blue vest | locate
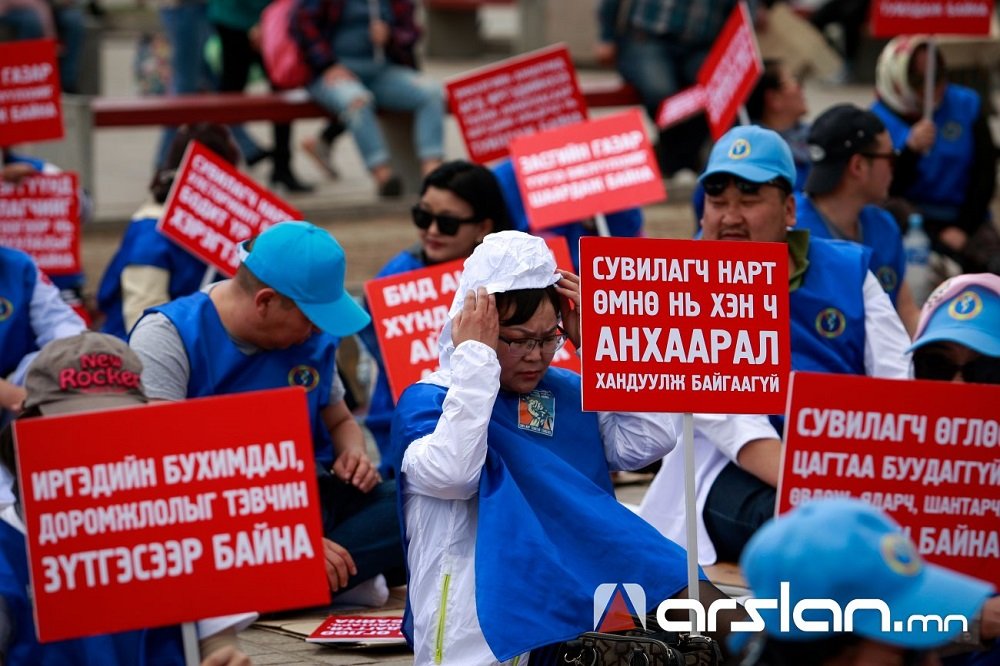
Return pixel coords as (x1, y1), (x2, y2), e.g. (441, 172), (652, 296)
(392, 367), (695, 660)
(791, 237), (870, 376)
(872, 85), (979, 219)
(98, 215), (220, 339)
(358, 246), (427, 476)
(0, 520), (184, 665)
(0, 248), (39, 378)
(149, 292), (339, 465)
(795, 194), (905, 304)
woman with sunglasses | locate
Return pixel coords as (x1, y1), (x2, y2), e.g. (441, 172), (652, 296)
(358, 160), (513, 476)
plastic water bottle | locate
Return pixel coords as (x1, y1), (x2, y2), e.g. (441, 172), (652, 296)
(904, 213), (933, 306)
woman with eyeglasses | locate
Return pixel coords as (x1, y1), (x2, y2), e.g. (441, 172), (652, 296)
(358, 160), (513, 476)
(871, 35), (1000, 276)
(390, 231), (737, 666)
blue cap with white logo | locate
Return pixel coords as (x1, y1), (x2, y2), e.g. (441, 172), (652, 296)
(699, 125), (796, 187)
(741, 498), (993, 648)
(241, 221), (371, 336)
(909, 273), (1000, 357)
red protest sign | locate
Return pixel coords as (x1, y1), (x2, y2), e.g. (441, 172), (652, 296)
(446, 44), (588, 164)
(778, 372), (1000, 588)
(365, 237), (579, 402)
(0, 173), (80, 275)
(159, 141), (303, 276)
(656, 85), (708, 130)
(307, 615), (405, 644)
(870, 0), (994, 37)
(510, 110), (665, 232)
(579, 237), (790, 414)
(696, 2), (763, 139)
(13, 388), (329, 642)
(0, 39), (63, 146)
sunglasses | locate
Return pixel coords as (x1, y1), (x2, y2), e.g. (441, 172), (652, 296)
(913, 352), (1000, 384)
(702, 174), (791, 197)
(411, 206), (480, 236)
(860, 150), (899, 168)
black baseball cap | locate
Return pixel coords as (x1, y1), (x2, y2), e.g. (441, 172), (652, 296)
(805, 104), (886, 195)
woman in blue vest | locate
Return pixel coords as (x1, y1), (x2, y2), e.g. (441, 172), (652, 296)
(358, 160), (512, 476)
(97, 123), (241, 339)
(871, 35), (1000, 275)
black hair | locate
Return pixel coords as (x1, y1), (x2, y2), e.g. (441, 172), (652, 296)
(745, 59), (784, 123)
(907, 42), (947, 91)
(495, 286), (561, 327)
(149, 123), (240, 203)
(420, 160), (513, 233)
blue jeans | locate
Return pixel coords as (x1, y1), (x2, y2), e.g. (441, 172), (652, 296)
(53, 6), (85, 93)
(308, 59), (444, 170)
(703, 461), (776, 563)
(0, 8), (46, 39)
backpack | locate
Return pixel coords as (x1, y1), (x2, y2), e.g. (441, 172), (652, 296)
(260, 0), (310, 89)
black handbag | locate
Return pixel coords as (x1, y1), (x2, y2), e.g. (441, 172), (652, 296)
(536, 629), (721, 666)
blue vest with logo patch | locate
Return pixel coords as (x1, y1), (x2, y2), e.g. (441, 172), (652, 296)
(98, 215), (221, 339)
(150, 292), (338, 465)
(0, 248), (39, 378)
(791, 237), (869, 376)
(872, 85), (978, 219)
(392, 366), (694, 660)
(0, 520), (185, 665)
(795, 194), (905, 304)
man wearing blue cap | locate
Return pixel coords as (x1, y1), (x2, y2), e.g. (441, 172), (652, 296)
(738, 498), (995, 665)
(130, 221), (404, 600)
(640, 125), (912, 566)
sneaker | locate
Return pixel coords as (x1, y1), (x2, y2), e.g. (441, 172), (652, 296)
(270, 170), (315, 194)
(301, 135), (339, 180)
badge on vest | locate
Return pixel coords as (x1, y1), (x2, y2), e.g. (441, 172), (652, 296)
(876, 266), (898, 294)
(815, 307), (846, 339)
(0, 297), (12, 322)
(941, 121), (962, 142)
(518, 389), (555, 436)
(288, 365), (320, 392)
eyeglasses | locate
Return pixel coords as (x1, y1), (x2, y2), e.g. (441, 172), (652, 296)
(702, 174), (791, 197)
(913, 352), (1000, 384)
(411, 206), (480, 236)
(860, 150), (899, 168)
(498, 332), (567, 357)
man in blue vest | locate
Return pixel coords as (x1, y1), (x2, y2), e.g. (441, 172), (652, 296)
(129, 221), (405, 600)
(640, 125), (912, 565)
(796, 104), (920, 334)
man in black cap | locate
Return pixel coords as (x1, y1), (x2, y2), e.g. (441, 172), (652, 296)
(795, 103), (920, 334)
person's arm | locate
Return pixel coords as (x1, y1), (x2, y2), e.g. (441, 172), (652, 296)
(10, 269), (86, 385)
(400, 288), (499, 500)
(862, 271), (912, 378)
(600, 411), (680, 472)
(121, 265), (171, 333)
(127, 313), (191, 400)
(955, 111), (998, 236)
(322, 398), (379, 493)
(895, 279), (919, 338)
(290, 0), (339, 78)
(696, 413), (782, 487)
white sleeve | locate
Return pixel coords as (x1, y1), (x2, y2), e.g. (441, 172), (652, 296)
(861, 271), (912, 379)
(400, 341), (499, 501)
(599, 411), (681, 472)
(128, 313), (191, 401)
(10, 271), (86, 384)
(694, 413), (781, 463)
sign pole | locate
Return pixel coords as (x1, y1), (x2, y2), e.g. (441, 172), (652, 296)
(923, 37), (937, 121)
(682, 411), (700, 636)
(737, 105), (750, 126)
(182, 622), (199, 666)
(594, 213), (611, 237)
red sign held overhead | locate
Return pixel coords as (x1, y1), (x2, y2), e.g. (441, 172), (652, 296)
(656, 85), (708, 130)
(0, 173), (80, 275)
(446, 44), (588, 164)
(778, 372), (1000, 588)
(869, 0), (994, 37)
(365, 237), (579, 402)
(696, 2), (763, 139)
(579, 237), (791, 414)
(0, 39), (63, 146)
(14, 388), (330, 643)
(510, 110), (665, 232)
(159, 141), (303, 276)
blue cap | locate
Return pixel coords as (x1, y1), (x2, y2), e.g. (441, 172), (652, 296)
(699, 125), (796, 186)
(741, 498), (993, 648)
(241, 221), (371, 336)
(909, 274), (1000, 356)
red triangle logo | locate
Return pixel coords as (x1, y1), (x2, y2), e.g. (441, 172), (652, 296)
(597, 589), (640, 633)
